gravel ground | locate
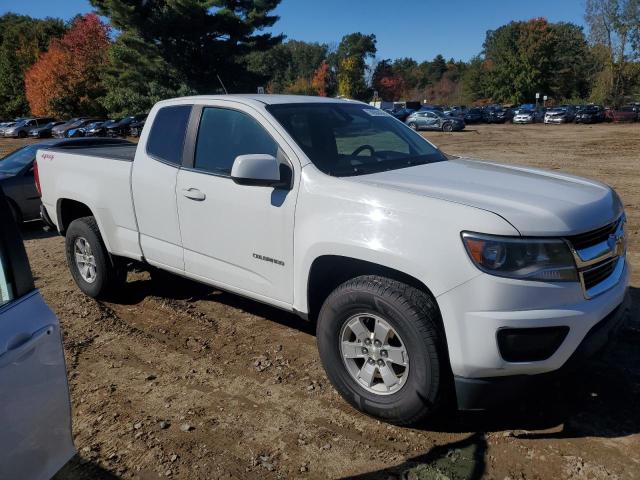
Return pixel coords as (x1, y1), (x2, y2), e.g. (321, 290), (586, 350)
(3, 122), (639, 479)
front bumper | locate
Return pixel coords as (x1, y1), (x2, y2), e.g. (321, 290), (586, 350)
(454, 292), (630, 409)
(545, 117), (567, 124)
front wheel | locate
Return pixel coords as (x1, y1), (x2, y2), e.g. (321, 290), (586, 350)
(317, 275), (450, 425)
(65, 216), (126, 299)
(407, 122), (418, 131)
(442, 122), (453, 132)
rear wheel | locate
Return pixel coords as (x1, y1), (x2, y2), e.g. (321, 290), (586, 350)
(65, 216), (126, 299)
(18, 131), (27, 138)
(442, 122), (453, 132)
(317, 275), (450, 425)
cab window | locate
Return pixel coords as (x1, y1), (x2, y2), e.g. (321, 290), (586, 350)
(147, 105), (192, 166)
(193, 107), (278, 176)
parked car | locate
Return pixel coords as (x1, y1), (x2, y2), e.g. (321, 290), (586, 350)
(574, 105), (605, 124)
(36, 95), (630, 424)
(67, 120), (108, 138)
(52, 117), (92, 138)
(443, 106), (467, 119)
(463, 107), (483, 123)
(106, 114), (148, 137)
(406, 109), (465, 131)
(385, 108), (414, 122)
(623, 103), (640, 120)
(0, 186), (76, 479)
(85, 119), (120, 136)
(544, 106), (576, 124)
(0, 122), (16, 136)
(1, 117), (56, 138)
(0, 138), (132, 223)
(605, 107), (637, 123)
(513, 110), (535, 124)
(129, 117), (147, 137)
(512, 108), (544, 123)
(28, 121), (66, 138)
(512, 103), (536, 115)
(482, 106), (513, 123)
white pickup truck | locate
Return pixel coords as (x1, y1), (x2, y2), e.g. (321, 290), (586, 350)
(37, 95), (630, 424)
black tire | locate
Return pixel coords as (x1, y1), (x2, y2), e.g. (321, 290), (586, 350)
(408, 122), (418, 131)
(442, 122), (453, 132)
(18, 131), (27, 138)
(65, 216), (126, 299)
(317, 275), (450, 425)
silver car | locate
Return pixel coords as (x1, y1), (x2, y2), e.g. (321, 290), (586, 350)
(2, 117), (56, 138)
(0, 186), (75, 479)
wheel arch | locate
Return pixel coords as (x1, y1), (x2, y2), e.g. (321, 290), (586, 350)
(306, 255), (443, 325)
(56, 198), (96, 236)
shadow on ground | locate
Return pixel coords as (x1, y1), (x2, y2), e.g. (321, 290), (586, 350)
(54, 455), (120, 480)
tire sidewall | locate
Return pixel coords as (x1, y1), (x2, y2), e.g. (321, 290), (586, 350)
(317, 284), (442, 423)
(65, 218), (111, 298)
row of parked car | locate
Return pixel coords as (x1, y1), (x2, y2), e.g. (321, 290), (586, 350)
(383, 102), (640, 132)
(0, 114), (148, 139)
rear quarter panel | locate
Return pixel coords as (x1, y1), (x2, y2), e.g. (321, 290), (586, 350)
(37, 150), (142, 260)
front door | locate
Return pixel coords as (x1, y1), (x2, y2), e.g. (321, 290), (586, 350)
(0, 188), (75, 479)
(176, 104), (298, 306)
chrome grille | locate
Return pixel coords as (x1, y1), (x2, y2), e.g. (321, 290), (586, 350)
(567, 216), (626, 298)
(567, 220), (619, 250)
(582, 258), (617, 290)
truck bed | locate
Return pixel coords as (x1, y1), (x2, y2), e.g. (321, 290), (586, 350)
(45, 144), (137, 162)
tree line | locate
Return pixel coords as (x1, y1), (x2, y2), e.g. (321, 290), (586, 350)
(0, 0), (639, 120)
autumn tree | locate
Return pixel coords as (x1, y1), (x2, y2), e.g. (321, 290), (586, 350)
(25, 14), (110, 117)
(332, 33), (377, 99)
(372, 60), (404, 101)
(311, 61), (330, 96)
(247, 40), (328, 93)
(0, 14), (65, 119)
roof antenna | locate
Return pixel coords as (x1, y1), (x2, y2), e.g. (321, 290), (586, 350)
(217, 74), (228, 95)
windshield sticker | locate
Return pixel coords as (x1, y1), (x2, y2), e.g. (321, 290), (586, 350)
(363, 109), (389, 117)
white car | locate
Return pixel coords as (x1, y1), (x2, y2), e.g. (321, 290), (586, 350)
(0, 188), (75, 478)
(513, 111), (536, 124)
(36, 95), (630, 424)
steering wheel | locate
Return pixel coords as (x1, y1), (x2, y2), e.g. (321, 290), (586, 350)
(351, 144), (376, 157)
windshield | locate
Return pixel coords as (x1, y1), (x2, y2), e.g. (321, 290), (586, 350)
(267, 103), (447, 177)
(0, 144), (38, 175)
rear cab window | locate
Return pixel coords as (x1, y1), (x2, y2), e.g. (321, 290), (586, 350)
(146, 105), (192, 165)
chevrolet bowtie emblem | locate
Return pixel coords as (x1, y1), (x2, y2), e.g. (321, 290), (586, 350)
(608, 230), (626, 257)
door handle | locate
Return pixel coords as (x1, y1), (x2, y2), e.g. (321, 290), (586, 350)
(182, 188), (206, 201)
(0, 325), (54, 368)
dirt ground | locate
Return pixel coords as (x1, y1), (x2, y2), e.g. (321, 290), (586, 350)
(4, 122), (639, 479)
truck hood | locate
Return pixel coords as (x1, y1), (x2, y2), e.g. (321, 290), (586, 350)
(349, 159), (622, 235)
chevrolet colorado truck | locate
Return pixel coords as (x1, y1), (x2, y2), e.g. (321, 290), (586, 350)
(36, 95), (630, 424)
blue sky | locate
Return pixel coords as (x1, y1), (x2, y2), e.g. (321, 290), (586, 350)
(0, 0), (587, 61)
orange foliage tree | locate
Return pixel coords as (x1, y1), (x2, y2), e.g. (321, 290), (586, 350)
(25, 14), (110, 117)
(311, 61), (329, 96)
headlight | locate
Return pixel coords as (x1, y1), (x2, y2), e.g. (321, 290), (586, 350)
(461, 232), (578, 282)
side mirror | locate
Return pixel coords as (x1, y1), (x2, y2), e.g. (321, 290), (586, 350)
(231, 154), (287, 188)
